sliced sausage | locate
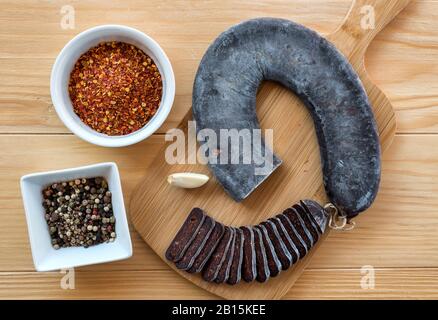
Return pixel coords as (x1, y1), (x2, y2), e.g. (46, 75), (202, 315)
(283, 207), (314, 248)
(227, 228), (244, 285)
(300, 200), (328, 234)
(240, 226), (257, 282)
(255, 225), (282, 277)
(268, 217), (299, 264)
(277, 214), (308, 259)
(214, 228), (236, 283)
(165, 208), (205, 262)
(176, 216), (216, 270)
(260, 220), (292, 270)
(293, 204), (320, 243)
(253, 227), (270, 283)
(187, 222), (225, 273)
(202, 227), (234, 282)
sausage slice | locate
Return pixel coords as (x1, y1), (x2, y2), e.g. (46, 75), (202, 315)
(202, 227), (234, 282)
(227, 228), (244, 285)
(165, 208), (205, 262)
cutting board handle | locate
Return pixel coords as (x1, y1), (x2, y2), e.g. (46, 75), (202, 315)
(328, 0), (411, 60)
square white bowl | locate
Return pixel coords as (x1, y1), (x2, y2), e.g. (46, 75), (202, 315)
(20, 162), (132, 271)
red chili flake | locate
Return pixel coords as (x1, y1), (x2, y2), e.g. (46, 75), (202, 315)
(68, 41), (163, 136)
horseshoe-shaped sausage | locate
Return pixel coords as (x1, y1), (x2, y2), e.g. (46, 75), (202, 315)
(193, 18), (381, 218)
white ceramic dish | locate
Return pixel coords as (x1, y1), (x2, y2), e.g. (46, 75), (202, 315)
(50, 25), (175, 147)
(20, 162), (132, 271)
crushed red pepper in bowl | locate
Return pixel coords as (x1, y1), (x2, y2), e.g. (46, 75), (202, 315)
(68, 41), (163, 136)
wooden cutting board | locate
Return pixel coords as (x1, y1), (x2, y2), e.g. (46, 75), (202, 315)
(130, 0), (411, 300)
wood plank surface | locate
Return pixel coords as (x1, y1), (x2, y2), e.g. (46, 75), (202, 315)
(2, 0), (438, 134)
(129, 0), (408, 299)
(1, 0), (438, 299)
(1, 135), (438, 298)
(1, 268), (437, 300)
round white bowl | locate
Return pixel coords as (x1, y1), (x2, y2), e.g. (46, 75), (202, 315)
(50, 25), (175, 147)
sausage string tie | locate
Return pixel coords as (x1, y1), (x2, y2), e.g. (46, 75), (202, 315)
(324, 203), (356, 231)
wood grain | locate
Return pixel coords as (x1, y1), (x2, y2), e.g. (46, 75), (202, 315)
(0, 135), (437, 273)
(129, 0), (409, 299)
(1, 0), (438, 299)
(1, 0), (350, 134)
(1, 268), (438, 300)
(3, 0), (438, 134)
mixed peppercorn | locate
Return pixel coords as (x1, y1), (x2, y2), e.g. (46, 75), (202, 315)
(68, 41), (163, 136)
(42, 177), (116, 249)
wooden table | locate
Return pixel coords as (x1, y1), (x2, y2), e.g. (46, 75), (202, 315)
(1, 0), (437, 299)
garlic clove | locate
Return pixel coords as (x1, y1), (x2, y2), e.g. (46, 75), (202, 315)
(167, 173), (209, 189)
